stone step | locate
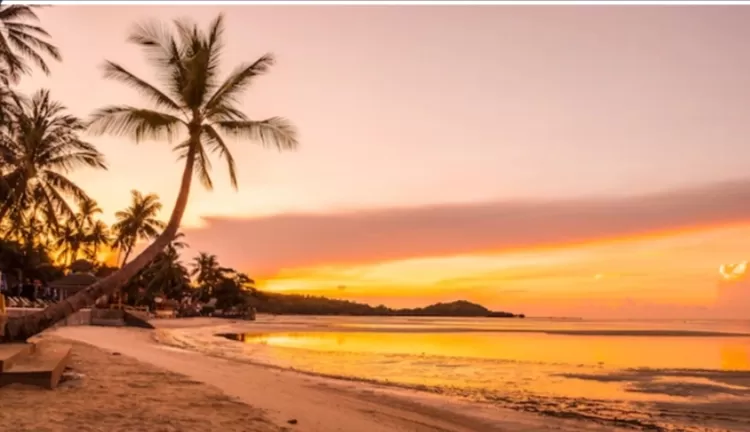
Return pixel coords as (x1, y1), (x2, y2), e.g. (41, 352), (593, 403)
(0, 342), (71, 389)
(0, 343), (36, 372)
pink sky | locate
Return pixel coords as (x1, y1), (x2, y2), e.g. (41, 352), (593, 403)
(16, 5), (750, 317)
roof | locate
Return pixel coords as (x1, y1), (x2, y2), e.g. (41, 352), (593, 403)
(49, 272), (99, 294)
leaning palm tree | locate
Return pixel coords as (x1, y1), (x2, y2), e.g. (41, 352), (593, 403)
(111, 190), (165, 266)
(0, 5), (61, 83)
(2, 14), (298, 341)
(0, 89), (107, 229)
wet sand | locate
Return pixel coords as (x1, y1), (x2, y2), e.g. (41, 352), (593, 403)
(47, 322), (630, 432)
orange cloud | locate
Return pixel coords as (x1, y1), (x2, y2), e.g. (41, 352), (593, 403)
(168, 180), (750, 316)
(182, 179), (750, 276)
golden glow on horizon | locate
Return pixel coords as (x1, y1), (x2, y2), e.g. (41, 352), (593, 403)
(258, 222), (750, 309)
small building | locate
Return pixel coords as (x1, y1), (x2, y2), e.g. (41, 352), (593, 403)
(49, 272), (99, 301)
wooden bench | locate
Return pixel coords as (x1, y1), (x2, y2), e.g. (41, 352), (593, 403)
(0, 343), (35, 372)
(0, 342), (72, 389)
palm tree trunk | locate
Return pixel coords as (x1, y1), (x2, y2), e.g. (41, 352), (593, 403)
(1, 145), (197, 342)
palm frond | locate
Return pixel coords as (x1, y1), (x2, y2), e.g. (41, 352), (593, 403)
(44, 146), (108, 172)
(0, 5), (40, 22)
(214, 117), (298, 151)
(0, 5), (60, 80)
(126, 20), (188, 104)
(203, 53), (274, 115)
(102, 61), (183, 113)
(0, 32), (25, 80)
(3, 21), (51, 38)
(126, 20), (177, 67)
(41, 170), (91, 204)
(202, 124), (237, 189)
(192, 142), (214, 190)
(88, 105), (185, 143)
(38, 182), (77, 224)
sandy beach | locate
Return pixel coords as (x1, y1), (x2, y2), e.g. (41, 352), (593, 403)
(0, 318), (634, 432)
(0, 335), (278, 432)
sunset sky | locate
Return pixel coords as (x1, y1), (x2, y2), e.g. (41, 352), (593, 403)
(15, 5), (750, 318)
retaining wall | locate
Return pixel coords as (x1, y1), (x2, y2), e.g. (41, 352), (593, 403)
(6, 308), (92, 328)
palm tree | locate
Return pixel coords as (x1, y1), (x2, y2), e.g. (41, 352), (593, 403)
(85, 220), (111, 263)
(190, 252), (221, 285)
(52, 218), (82, 266)
(169, 231), (188, 250)
(232, 270), (256, 290)
(73, 198), (104, 261)
(76, 198), (102, 230)
(2, 205), (54, 267)
(111, 190), (165, 266)
(149, 236), (191, 301)
(190, 251), (226, 300)
(0, 5), (61, 83)
(0, 89), (107, 229)
(122, 232), (190, 307)
(2, 14), (297, 341)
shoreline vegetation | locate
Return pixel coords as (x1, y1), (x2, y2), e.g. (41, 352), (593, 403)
(255, 295), (525, 318)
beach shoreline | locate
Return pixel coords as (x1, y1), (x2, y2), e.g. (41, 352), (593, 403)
(148, 317), (750, 432)
(28, 319), (631, 432)
(4, 317), (748, 431)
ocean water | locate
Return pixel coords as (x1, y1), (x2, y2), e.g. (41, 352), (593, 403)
(181, 316), (750, 431)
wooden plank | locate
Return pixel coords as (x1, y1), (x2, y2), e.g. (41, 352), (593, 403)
(0, 343), (71, 389)
(0, 343), (35, 372)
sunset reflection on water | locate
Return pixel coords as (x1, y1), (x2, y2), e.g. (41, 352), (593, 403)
(231, 330), (750, 370)
(212, 318), (750, 430)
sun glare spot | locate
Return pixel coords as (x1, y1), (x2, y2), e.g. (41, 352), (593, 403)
(719, 261), (748, 281)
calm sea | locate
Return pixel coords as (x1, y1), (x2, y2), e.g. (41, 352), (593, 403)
(182, 316), (750, 431)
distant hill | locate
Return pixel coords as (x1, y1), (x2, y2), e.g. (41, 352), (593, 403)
(253, 293), (524, 318)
